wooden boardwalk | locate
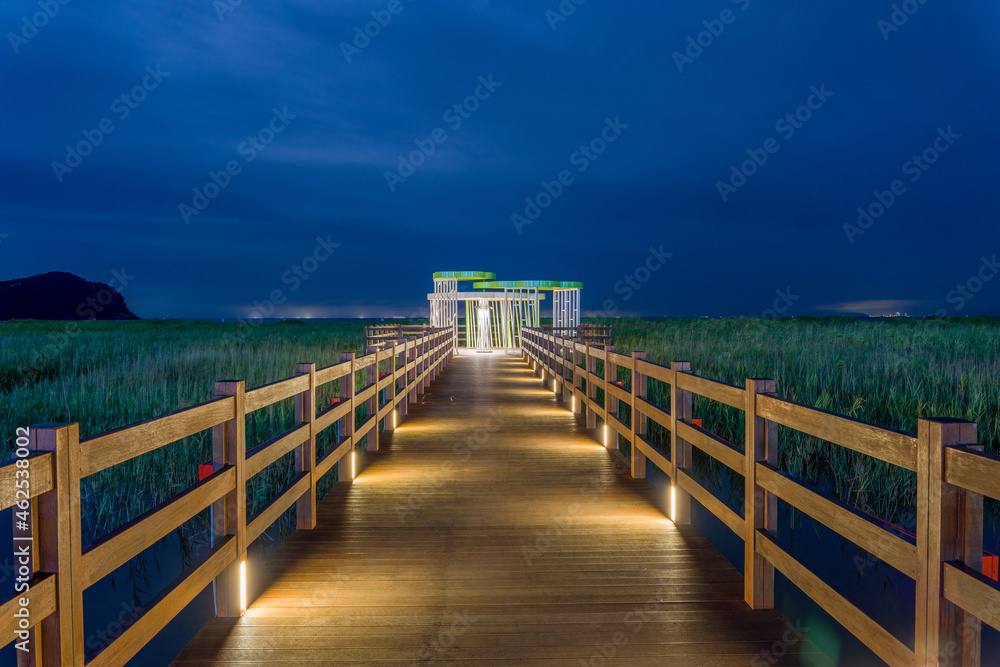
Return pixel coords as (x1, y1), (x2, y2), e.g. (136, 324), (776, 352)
(174, 353), (831, 666)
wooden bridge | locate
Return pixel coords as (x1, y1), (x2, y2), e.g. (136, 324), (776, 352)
(173, 351), (826, 665)
(4, 328), (1000, 666)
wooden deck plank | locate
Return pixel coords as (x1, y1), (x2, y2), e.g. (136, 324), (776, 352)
(174, 354), (830, 666)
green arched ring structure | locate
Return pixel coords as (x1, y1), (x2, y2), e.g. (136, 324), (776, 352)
(471, 280), (583, 290)
(432, 271), (496, 281)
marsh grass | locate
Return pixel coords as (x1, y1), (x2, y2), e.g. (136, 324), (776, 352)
(593, 316), (1000, 533)
(0, 319), (378, 548)
(4, 315), (999, 547)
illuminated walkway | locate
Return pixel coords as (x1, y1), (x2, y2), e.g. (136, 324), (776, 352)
(173, 354), (830, 665)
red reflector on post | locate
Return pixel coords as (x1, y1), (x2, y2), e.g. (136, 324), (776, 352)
(692, 418), (702, 428)
(985, 554), (999, 581)
(198, 463), (214, 481)
(331, 397), (341, 405)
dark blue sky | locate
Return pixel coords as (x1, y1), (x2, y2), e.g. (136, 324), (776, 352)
(2, 0), (999, 318)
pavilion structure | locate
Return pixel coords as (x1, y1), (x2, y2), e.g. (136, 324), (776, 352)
(428, 271), (582, 350)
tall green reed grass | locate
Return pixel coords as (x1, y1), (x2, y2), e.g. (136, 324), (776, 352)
(0, 319), (374, 546)
(593, 316), (1000, 532)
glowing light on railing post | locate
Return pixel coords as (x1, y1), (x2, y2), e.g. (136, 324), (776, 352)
(352, 451), (356, 479)
(670, 485), (676, 522)
(603, 424), (607, 447)
(393, 409), (397, 429)
(239, 559), (247, 615)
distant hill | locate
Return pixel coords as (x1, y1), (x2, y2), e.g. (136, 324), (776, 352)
(0, 272), (139, 320)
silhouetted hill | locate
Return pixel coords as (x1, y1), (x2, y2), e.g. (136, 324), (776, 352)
(0, 272), (139, 320)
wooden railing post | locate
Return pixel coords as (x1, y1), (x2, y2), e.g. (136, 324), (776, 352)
(365, 347), (379, 453)
(533, 332), (541, 377)
(212, 380), (246, 617)
(407, 342), (418, 406)
(30, 423), (83, 666)
(549, 336), (560, 396)
(572, 338), (583, 414)
(419, 335), (429, 395)
(294, 363), (317, 530)
(631, 352), (647, 479)
(395, 339), (408, 419)
(432, 332), (441, 381)
(916, 418), (981, 667)
(339, 353), (356, 483)
(604, 346), (617, 450)
(586, 342), (597, 430)
(384, 345), (397, 435)
(670, 362), (692, 524)
(744, 378), (777, 609)
(16, 484), (41, 667)
(561, 337), (572, 403)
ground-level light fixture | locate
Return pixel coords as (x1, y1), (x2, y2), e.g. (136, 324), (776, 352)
(239, 559), (247, 615)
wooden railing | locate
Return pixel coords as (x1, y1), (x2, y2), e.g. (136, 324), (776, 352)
(364, 323), (433, 349)
(1, 328), (454, 666)
(543, 323), (614, 346)
(521, 327), (999, 667)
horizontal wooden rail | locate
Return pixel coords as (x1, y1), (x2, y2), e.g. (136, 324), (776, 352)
(635, 358), (673, 384)
(634, 396), (670, 428)
(315, 360), (350, 386)
(606, 414), (630, 442)
(82, 467), (236, 588)
(247, 473), (310, 544)
(246, 424), (310, 479)
(633, 435), (670, 473)
(88, 537), (238, 667)
(676, 419), (743, 474)
(756, 530), (914, 667)
(0, 452), (54, 510)
(82, 397), (236, 476)
(0, 573), (56, 638)
(605, 381), (631, 403)
(676, 468), (743, 537)
(944, 445), (1000, 498)
(756, 462), (916, 579)
(316, 437), (353, 479)
(315, 400), (352, 433)
(676, 372), (745, 410)
(10, 327), (455, 666)
(606, 350), (632, 367)
(756, 394), (917, 471)
(943, 562), (1000, 630)
(520, 327), (996, 667)
(244, 374), (309, 413)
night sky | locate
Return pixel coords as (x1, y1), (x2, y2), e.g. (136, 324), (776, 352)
(2, 0), (999, 319)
